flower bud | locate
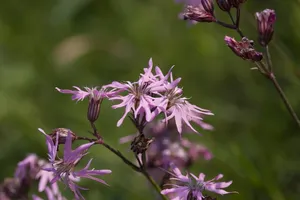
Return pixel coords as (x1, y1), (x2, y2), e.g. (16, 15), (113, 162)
(182, 0), (216, 23)
(225, 36), (263, 62)
(255, 9), (276, 47)
(229, 0), (247, 8)
(131, 134), (154, 155)
(87, 98), (102, 123)
(50, 128), (76, 144)
(216, 0), (232, 12)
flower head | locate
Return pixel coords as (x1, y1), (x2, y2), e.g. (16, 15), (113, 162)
(13, 154), (65, 199)
(56, 86), (108, 102)
(216, 0), (232, 12)
(255, 9), (276, 47)
(181, 1), (216, 23)
(161, 164), (237, 199)
(14, 154), (39, 180)
(229, 0), (247, 8)
(104, 58), (179, 127)
(106, 58), (213, 136)
(39, 128), (111, 199)
(225, 36), (263, 62)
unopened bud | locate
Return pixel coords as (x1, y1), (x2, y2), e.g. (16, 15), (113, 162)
(216, 0), (232, 12)
(87, 98), (102, 123)
(50, 128), (76, 144)
(229, 0), (247, 8)
(255, 9), (276, 47)
(131, 134), (154, 155)
(225, 36), (263, 62)
(182, 0), (216, 23)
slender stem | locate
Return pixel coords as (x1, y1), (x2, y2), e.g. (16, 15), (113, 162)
(142, 170), (169, 200)
(135, 154), (143, 168)
(265, 45), (273, 72)
(260, 47), (300, 127)
(227, 11), (235, 25)
(76, 136), (141, 172)
(141, 152), (147, 170)
(268, 74), (300, 127)
(215, 20), (236, 29)
(102, 142), (141, 172)
(90, 122), (101, 139)
(236, 7), (241, 28)
(87, 122), (166, 199)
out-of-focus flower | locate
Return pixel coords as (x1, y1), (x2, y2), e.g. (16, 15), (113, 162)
(40, 129), (111, 200)
(15, 154), (39, 180)
(161, 164), (237, 199)
(229, 0), (247, 8)
(225, 36), (263, 62)
(181, 1), (216, 23)
(255, 9), (276, 47)
(11, 154), (65, 199)
(33, 186), (66, 200)
(120, 120), (213, 184)
(216, 0), (232, 12)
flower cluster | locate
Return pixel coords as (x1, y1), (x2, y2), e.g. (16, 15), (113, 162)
(104, 58), (213, 135)
(0, 153), (65, 200)
(57, 58), (213, 136)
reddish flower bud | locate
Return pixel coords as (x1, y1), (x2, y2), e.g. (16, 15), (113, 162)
(255, 9), (276, 47)
(50, 128), (76, 144)
(225, 36), (263, 62)
(216, 0), (232, 12)
(229, 0), (247, 8)
(182, 0), (216, 23)
(87, 98), (102, 123)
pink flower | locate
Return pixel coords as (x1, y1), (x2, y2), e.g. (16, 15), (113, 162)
(224, 36), (263, 61)
(161, 164), (237, 199)
(56, 86), (109, 102)
(255, 9), (276, 46)
(104, 58), (179, 127)
(39, 129), (111, 200)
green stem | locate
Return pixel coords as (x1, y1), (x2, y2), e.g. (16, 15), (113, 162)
(142, 170), (169, 200)
(265, 45), (273, 72)
(101, 142), (141, 172)
(261, 47), (300, 127)
(268, 73), (300, 128)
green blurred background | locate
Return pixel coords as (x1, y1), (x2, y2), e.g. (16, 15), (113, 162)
(1, 0), (300, 199)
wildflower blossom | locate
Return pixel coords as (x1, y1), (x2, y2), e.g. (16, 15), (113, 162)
(228, 0), (247, 8)
(181, 1), (216, 23)
(161, 164), (236, 199)
(32, 186), (66, 200)
(13, 154), (65, 199)
(106, 58), (213, 135)
(216, 0), (232, 12)
(255, 9), (276, 47)
(39, 128), (111, 199)
(225, 36), (263, 61)
(56, 86), (108, 102)
(104, 58), (179, 127)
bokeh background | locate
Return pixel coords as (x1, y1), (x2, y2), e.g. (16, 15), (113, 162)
(1, 0), (300, 199)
